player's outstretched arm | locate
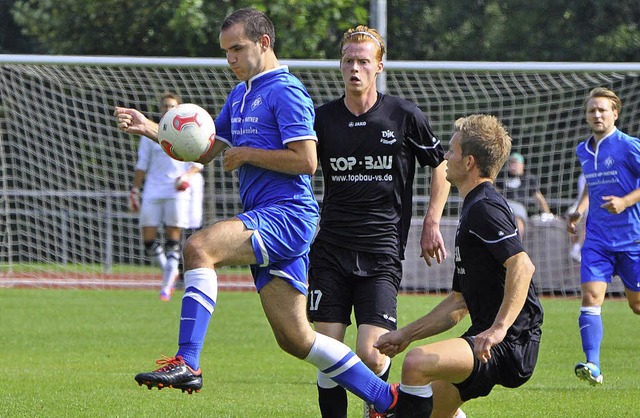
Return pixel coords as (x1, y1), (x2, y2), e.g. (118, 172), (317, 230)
(114, 107), (159, 141)
(375, 292), (467, 357)
(197, 140), (229, 165)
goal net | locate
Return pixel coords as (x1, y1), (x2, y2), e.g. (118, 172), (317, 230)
(2, 56), (639, 296)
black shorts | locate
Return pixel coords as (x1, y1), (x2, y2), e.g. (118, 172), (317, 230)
(454, 330), (541, 401)
(307, 238), (402, 331)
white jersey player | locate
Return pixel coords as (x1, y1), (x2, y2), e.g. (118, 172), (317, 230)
(129, 93), (204, 301)
(186, 169), (204, 231)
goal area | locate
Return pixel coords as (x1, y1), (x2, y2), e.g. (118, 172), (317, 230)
(2, 55), (640, 296)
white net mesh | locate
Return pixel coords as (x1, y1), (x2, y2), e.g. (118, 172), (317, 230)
(2, 57), (639, 296)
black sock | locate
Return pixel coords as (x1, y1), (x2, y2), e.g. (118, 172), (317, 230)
(317, 385), (348, 418)
(397, 390), (433, 418)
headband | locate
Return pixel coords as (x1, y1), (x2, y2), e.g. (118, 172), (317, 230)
(349, 31), (382, 48)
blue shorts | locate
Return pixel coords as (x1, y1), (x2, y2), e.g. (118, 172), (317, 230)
(237, 201), (318, 295)
(581, 245), (640, 291)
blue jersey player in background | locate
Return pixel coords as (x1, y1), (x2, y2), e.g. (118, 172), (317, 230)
(114, 7), (398, 413)
(566, 87), (640, 386)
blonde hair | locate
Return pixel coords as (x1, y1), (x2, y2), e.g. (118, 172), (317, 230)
(585, 87), (622, 113)
(453, 114), (512, 179)
(340, 25), (386, 61)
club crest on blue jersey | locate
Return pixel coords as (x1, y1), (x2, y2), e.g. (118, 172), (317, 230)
(604, 155), (614, 168)
(250, 95), (263, 111)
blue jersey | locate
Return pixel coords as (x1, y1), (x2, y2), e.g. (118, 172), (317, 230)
(215, 66), (318, 212)
(576, 128), (640, 251)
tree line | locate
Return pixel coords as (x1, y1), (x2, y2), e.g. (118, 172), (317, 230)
(2, 0), (640, 61)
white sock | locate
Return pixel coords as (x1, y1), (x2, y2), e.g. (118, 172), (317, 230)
(378, 356), (391, 377)
(317, 371), (339, 389)
(399, 383), (433, 398)
(155, 252), (167, 269)
(161, 257), (180, 289)
(183, 268), (218, 309)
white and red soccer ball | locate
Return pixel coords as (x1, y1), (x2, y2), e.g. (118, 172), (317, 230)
(158, 103), (215, 162)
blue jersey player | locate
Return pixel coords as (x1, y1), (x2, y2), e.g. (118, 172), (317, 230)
(566, 87), (640, 386)
(114, 7), (398, 413)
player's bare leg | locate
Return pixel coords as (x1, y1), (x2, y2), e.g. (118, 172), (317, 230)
(431, 380), (464, 418)
(135, 217), (256, 393)
(356, 324), (393, 417)
(259, 277), (317, 358)
(261, 278), (397, 413)
(183, 217), (257, 269)
(625, 288), (640, 315)
(398, 338), (473, 417)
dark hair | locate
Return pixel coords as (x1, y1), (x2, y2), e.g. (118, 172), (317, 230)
(160, 92), (182, 104)
(221, 8), (276, 49)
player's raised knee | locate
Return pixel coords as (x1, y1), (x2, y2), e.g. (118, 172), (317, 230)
(182, 234), (214, 268)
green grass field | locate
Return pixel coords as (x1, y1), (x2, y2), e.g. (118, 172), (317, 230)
(2, 289), (637, 417)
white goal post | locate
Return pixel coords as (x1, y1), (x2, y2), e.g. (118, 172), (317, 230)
(2, 55), (640, 295)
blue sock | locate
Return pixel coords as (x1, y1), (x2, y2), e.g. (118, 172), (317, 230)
(176, 268), (218, 370)
(579, 306), (602, 367)
(305, 333), (394, 412)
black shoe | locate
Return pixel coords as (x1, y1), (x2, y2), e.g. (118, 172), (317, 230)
(135, 355), (203, 394)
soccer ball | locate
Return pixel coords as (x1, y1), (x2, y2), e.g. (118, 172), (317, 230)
(158, 103), (216, 162)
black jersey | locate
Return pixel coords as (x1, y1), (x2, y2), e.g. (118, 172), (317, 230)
(314, 93), (445, 257)
(453, 182), (543, 342)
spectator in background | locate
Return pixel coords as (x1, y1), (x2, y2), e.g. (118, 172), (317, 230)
(129, 92), (204, 301)
(494, 152), (553, 238)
